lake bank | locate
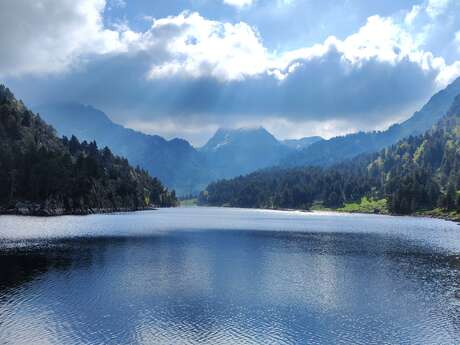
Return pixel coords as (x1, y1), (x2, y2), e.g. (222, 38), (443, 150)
(0, 202), (161, 217)
(213, 196), (460, 223)
(200, 203), (460, 224)
(310, 205), (460, 223)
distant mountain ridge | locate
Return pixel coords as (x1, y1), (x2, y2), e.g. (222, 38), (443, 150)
(284, 77), (460, 167)
(283, 136), (323, 150)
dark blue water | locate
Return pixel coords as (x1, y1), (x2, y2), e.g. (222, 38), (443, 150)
(0, 207), (460, 344)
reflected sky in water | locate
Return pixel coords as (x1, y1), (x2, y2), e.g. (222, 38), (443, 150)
(0, 208), (460, 344)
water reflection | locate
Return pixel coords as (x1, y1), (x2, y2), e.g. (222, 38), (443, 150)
(0, 210), (459, 344)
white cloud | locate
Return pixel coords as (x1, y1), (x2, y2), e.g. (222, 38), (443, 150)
(436, 61), (460, 86)
(404, 5), (422, 26)
(139, 12), (460, 87)
(2, 1), (459, 86)
(426, 0), (450, 18)
(328, 16), (416, 64)
(223, 0), (254, 9)
(145, 12), (268, 81)
(0, 0), (137, 77)
(263, 14), (456, 86)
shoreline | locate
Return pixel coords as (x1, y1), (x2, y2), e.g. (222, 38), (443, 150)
(0, 205), (160, 217)
(2, 202), (459, 224)
(201, 204), (460, 223)
(292, 207), (460, 223)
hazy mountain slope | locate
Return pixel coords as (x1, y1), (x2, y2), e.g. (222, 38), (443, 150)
(199, 127), (294, 179)
(282, 136), (323, 150)
(0, 86), (177, 215)
(285, 77), (460, 167)
(35, 103), (210, 196)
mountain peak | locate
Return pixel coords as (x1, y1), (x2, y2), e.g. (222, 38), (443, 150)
(215, 126), (269, 135)
(0, 85), (14, 102)
(201, 126), (278, 152)
(0, 84), (25, 112)
(35, 102), (114, 127)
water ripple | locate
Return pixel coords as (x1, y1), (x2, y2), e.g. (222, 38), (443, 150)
(0, 208), (459, 344)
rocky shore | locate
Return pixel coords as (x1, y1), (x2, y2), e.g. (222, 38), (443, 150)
(0, 201), (157, 217)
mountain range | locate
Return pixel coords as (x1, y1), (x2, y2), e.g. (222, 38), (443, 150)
(34, 77), (460, 196)
(34, 104), (321, 195)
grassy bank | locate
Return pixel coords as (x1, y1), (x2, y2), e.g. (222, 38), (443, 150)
(415, 208), (460, 222)
(180, 198), (198, 207)
(311, 197), (388, 214)
(337, 197), (389, 214)
(310, 197), (459, 222)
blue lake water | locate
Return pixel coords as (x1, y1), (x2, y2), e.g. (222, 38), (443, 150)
(0, 207), (460, 344)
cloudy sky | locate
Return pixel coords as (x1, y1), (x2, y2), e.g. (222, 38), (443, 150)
(1, 0), (460, 145)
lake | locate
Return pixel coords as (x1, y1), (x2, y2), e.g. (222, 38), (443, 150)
(0, 207), (460, 344)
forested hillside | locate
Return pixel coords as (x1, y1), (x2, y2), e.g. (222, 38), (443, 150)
(199, 95), (460, 218)
(0, 86), (177, 215)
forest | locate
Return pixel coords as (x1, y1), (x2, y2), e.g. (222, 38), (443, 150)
(199, 95), (460, 218)
(0, 85), (177, 215)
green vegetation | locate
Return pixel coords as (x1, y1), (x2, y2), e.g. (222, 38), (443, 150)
(288, 198), (388, 215)
(199, 95), (460, 221)
(0, 85), (178, 215)
(337, 197), (388, 214)
(309, 202), (333, 211)
(180, 198), (198, 206)
(416, 208), (460, 221)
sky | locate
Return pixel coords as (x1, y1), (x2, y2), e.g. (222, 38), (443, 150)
(1, 0), (460, 146)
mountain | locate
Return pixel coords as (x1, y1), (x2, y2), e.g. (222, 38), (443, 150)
(199, 127), (293, 179)
(34, 103), (210, 196)
(282, 136), (323, 150)
(284, 77), (460, 167)
(199, 94), (460, 218)
(0, 85), (177, 215)
(35, 103), (323, 195)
